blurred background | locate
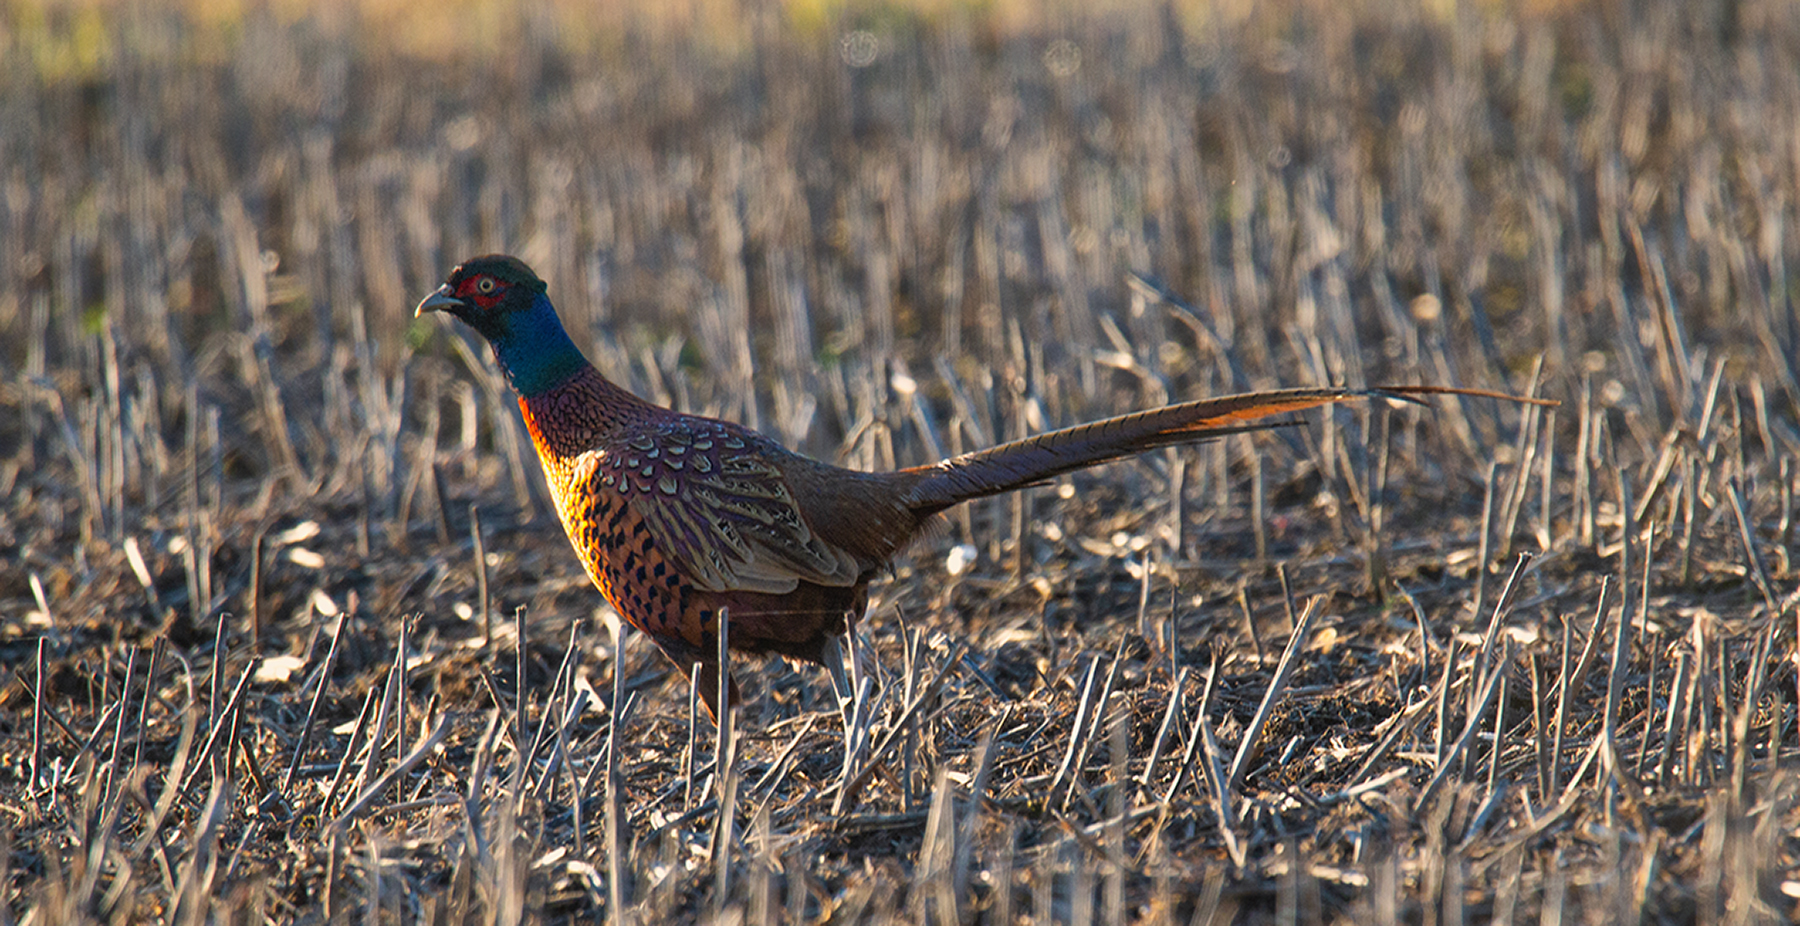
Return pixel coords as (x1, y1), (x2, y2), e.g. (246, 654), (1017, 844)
(16, 0), (1788, 499)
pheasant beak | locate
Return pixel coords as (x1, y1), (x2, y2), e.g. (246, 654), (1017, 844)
(415, 285), (467, 317)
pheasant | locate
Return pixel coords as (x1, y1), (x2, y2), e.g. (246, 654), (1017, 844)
(419, 254), (1544, 716)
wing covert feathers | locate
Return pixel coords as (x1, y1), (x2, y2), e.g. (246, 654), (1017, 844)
(624, 439), (865, 594)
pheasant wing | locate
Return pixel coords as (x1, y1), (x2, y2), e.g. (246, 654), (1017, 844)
(618, 427), (863, 595)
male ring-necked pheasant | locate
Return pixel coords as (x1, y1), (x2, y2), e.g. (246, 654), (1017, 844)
(420, 254), (1542, 715)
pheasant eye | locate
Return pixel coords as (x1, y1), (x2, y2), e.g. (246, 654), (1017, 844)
(477, 277), (497, 295)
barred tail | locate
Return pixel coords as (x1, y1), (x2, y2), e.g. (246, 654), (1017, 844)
(897, 385), (1547, 514)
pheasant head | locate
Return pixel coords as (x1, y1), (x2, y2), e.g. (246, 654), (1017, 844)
(417, 255), (587, 397)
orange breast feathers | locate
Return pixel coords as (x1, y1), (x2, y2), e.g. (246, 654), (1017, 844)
(553, 453), (711, 646)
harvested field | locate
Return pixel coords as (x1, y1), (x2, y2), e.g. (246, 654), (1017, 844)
(3, 0), (1800, 921)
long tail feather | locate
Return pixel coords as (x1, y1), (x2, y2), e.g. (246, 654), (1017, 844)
(898, 385), (1552, 514)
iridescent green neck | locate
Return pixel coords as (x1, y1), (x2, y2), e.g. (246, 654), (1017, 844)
(491, 293), (589, 397)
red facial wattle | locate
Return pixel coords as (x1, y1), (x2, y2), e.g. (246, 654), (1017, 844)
(456, 275), (505, 310)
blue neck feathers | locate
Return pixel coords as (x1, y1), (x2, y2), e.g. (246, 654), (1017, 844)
(490, 292), (589, 397)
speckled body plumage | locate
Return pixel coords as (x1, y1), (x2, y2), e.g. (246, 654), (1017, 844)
(419, 255), (1542, 714)
(517, 371), (903, 672)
